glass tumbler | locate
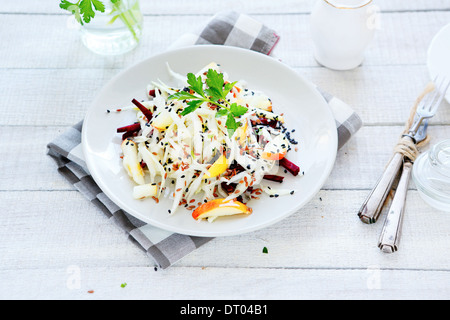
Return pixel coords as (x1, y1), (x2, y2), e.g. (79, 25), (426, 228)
(412, 140), (450, 212)
(79, 0), (143, 56)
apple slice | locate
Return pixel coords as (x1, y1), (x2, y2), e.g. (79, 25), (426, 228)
(121, 139), (145, 185)
(151, 110), (173, 131)
(133, 184), (158, 200)
(261, 134), (289, 161)
(192, 198), (252, 221)
(196, 62), (222, 79)
(261, 150), (287, 161)
(238, 91), (273, 112)
(235, 121), (248, 144)
(203, 154), (228, 179)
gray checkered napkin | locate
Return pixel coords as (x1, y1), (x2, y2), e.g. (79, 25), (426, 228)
(47, 11), (362, 269)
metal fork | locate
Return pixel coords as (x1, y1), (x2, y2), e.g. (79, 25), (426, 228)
(378, 75), (450, 253)
(358, 76), (450, 224)
(404, 75), (450, 142)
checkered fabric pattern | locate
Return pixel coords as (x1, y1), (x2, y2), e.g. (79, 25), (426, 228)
(47, 11), (362, 269)
(169, 11), (280, 55)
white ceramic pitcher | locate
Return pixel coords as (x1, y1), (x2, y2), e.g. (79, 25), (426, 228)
(310, 0), (379, 70)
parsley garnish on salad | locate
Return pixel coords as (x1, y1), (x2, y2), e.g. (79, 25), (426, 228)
(168, 69), (248, 137)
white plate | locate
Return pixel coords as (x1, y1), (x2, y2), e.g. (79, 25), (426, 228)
(82, 45), (338, 237)
(427, 23), (450, 103)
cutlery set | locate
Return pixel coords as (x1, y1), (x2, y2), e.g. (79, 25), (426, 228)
(358, 75), (450, 253)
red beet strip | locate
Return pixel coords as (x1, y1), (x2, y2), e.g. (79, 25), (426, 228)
(221, 182), (237, 194)
(263, 175), (284, 183)
(122, 130), (137, 140)
(116, 122), (141, 133)
(132, 99), (153, 121)
(279, 158), (300, 176)
(251, 118), (278, 128)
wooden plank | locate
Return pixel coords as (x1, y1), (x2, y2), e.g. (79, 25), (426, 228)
(1, 66), (450, 127)
(1, 190), (449, 272)
(1, 1), (449, 300)
(0, 12), (449, 69)
(0, 126), (75, 191)
(2, 125), (450, 192)
(1, 266), (449, 299)
(2, 0), (450, 15)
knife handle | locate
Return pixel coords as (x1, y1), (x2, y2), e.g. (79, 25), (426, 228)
(358, 152), (403, 224)
(378, 161), (413, 253)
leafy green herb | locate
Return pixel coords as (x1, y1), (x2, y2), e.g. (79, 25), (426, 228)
(230, 103), (248, 117)
(59, 0), (105, 25)
(181, 100), (204, 116)
(59, 0), (141, 42)
(121, 282), (127, 288)
(168, 69), (247, 137)
(187, 73), (205, 97)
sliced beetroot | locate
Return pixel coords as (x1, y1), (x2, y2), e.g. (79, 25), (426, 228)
(251, 118), (278, 128)
(132, 99), (153, 121)
(122, 130), (137, 140)
(263, 175), (284, 183)
(116, 122), (141, 133)
(279, 157), (300, 176)
(221, 182), (237, 194)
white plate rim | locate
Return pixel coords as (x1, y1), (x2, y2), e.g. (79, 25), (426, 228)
(81, 45), (338, 237)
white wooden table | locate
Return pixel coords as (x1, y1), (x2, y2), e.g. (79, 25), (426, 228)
(1, 0), (450, 300)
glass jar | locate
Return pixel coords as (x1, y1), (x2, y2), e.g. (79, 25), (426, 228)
(310, 0), (379, 70)
(80, 0), (143, 55)
(412, 140), (450, 212)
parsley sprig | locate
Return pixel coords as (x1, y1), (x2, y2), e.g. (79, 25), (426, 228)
(59, 0), (110, 25)
(168, 69), (248, 137)
(59, 0), (140, 41)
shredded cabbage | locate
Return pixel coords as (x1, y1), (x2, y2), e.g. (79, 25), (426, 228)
(117, 62), (299, 217)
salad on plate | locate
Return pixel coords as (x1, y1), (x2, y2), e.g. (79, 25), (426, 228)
(111, 62), (301, 222)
